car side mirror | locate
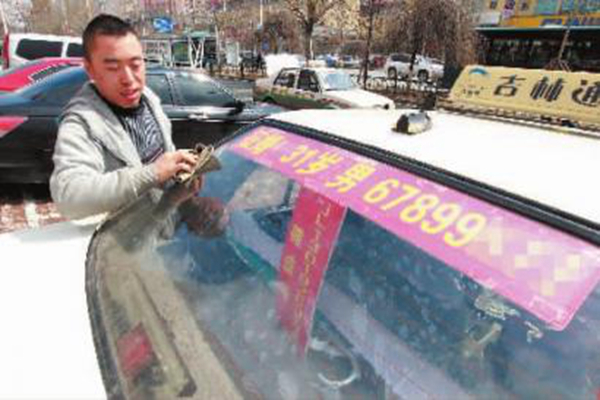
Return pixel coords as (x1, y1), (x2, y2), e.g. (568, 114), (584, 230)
(234, 99), (245, 113)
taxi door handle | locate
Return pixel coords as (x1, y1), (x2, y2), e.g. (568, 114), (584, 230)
(188, 112), (208, 121)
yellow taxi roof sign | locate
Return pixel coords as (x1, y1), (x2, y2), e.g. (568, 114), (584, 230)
(449, 66), (600, 127)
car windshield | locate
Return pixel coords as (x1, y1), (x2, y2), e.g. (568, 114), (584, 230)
(319, 70), (356, 91)
(181, 72), (238, 107)
(88, 123), (600, 399)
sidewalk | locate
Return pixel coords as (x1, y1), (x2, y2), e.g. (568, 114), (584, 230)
(0, 185), (65, 234)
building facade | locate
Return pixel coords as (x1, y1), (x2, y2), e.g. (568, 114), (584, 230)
(478, 0), (600, 27)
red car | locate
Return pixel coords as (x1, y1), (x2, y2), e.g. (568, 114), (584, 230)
(0, 57), (83, 92)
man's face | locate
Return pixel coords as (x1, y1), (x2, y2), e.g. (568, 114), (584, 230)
(84, 32), (145, 108)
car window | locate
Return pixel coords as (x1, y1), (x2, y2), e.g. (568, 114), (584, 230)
(19, 66), (87, 101)
(297, 70), (319, 92)
(16, 39), (62, 59)
(34, 75), (86, 105)
(391, 53), (411, 63)
(174, 72), (236, 107)
(66, 42), (84, 57)
(88, 124), (600, 399)
(319, 70), (356, 91)
(146, 73), (174, 105)
(274, 70), (296, 88)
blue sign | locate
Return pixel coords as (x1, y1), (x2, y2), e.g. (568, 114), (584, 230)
(153, 17), (174, 33)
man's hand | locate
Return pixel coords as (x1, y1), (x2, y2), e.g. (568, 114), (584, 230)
(153, 150), (198, 184)
(165, 176), (204, 207)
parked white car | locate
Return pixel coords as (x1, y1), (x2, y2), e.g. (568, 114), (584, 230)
(253, 67), (395, 110)
(384, 53), (444, 82)
(2, 32), (83, 69)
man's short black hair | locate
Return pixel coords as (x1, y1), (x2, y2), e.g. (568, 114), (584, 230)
(83, 14), (139, 60)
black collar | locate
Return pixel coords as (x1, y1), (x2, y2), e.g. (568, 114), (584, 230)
(91, 84), (145, 117)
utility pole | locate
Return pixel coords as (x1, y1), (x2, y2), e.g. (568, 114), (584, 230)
(259, 0), (263, 28)
(85, 0), (92, 21)
(546, 6), (575, 71)
(61, 0), (70, 34)
(191, 0), (196, 28)
(0, 0), (9, 35)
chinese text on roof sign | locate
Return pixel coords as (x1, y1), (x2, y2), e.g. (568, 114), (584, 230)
(450, 65), (600, 127)
(230, 127), (600, 331)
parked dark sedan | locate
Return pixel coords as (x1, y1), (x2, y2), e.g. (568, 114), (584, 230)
(0, 66), (282, 183)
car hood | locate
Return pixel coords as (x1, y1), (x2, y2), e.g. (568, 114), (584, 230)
(0, 218), (105, 398)
(236, 101), (287, 121)
(326, 89), (394, 108)
(0, 92), (31, 110)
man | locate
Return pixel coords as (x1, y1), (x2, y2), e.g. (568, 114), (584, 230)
(50, 14), (197, 220)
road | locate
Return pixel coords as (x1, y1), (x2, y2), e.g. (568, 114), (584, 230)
(0, 78), (254, 234)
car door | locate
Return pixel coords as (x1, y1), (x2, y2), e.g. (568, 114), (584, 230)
(166, 71), (243, 148)
(270, 69), (298, 108)
(8, 70), (87, 169)
(295, 69), (323, 109)
(396, 53), (412, 77)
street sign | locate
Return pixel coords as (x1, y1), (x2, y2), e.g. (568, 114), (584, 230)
(153, 17), (174, 33)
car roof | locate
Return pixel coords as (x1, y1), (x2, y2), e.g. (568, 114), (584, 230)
(12, 64), (216, 96)
(269, 109), (600, 225)
(0, 220), (105, 398)
(7, 32), (81, 41)
(280, 66), (344, 73)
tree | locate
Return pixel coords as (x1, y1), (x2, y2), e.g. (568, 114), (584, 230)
(359, 0), (384, 88)
(61, 0), (94, 35)
(283, 0), (347, 61)
(258, 9), (301, 53)
(0, 0), (31, 34)
(320, 0), (360, 54)
(29, 0), (63, 34)
(214, 7), (259, 51)
(381, 0), (477, 82)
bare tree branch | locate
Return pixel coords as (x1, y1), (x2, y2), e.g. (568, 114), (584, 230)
(283, 0), (348, 60)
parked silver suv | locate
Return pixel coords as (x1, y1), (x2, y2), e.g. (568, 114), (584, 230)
(384, 53), (444, 82)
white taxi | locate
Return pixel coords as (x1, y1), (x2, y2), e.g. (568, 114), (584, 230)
(253, 66), (395, 110)
(87, 65), (600, 399)
(39, 65), (600, 399)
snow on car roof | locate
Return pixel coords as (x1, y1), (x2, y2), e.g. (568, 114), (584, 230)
(269, 109), (600, 225)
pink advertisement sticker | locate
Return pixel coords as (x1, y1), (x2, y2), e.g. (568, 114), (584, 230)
(230, 126), (600, 330)
(276, 187), (346, 354)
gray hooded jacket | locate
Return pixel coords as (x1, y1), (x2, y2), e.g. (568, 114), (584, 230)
(50, 82), (175, 220)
